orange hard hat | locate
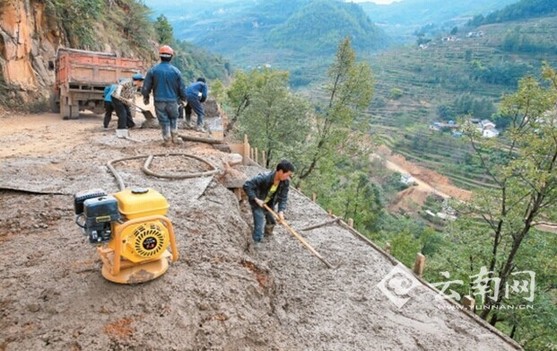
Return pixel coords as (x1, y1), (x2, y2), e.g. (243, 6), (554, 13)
(159, 45), (174, 57)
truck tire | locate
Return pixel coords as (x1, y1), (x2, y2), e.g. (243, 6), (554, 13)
(50, 94), (60, 113)
(61, 102), (79, 120)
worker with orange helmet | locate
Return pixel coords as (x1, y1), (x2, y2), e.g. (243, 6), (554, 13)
(141, 45), (188, 146)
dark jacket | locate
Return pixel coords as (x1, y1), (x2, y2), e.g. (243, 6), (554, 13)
(142, 62), (187, 102)
(243, 171), (290, 212)
(186, 81), (208, 102)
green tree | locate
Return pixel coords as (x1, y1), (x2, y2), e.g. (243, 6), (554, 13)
(224, 70), (253, 134)
(389, 87), (403, 100)
(154, 14), (174, 44)
(225, 68), (311, 167)
(45, 0), (104, 49)
(225, 69), (287, 135)
(312, 167), (383, 233)
(295, 37), (374, 184)
(437, 104), (454, 120)
(456, 63), (557, 334)
(120, 1), (153, 54)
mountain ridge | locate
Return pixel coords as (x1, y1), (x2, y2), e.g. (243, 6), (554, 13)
(148, 0), (389, 71)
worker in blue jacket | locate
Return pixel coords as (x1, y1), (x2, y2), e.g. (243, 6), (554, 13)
(243, 160), (295, 244)
(141, 45), (187, 146)
(185, 77), (208, 132)
(102, 83), (117, 129)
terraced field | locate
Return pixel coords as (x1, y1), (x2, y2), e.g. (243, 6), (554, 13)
(366, 16), (557, 191)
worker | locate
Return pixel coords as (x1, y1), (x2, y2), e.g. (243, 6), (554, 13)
(111, 73), (145, 138)
(141, 45), (187, 146)
(243, 160), (295, 245)
(185, 77), (208, 132)
(102, 83), (117, 129)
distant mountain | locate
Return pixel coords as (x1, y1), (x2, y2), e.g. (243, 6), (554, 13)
(359, 0), (518, 41)
(145, 0), (389, 74)
(468, 0), (557, 26)
(361, 0), (518, 25)
(269, 1), (385, 55)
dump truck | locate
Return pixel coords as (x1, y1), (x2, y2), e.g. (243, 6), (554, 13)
(54, 48), (144, 119)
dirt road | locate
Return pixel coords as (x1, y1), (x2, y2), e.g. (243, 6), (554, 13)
(0, 111), (520, 350)
(383, 158), (450, 199)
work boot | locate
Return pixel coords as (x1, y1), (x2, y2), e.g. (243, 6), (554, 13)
(171, 132), (183, 145)
(264, 224), (275, 236)
(185, 115), (194, 129)
(162, 137), (172, 147)
(162, 126), (171, 146)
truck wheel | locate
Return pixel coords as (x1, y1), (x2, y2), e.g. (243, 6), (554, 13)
(51, 95), (60, 113)
(61, 103), (79, 120)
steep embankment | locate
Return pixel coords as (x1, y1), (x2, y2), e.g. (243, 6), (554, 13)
(0, 1), (58, 104)
(0, 0), (157, 109)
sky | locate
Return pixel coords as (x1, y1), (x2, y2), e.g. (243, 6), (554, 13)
(348, 0), (402, 4)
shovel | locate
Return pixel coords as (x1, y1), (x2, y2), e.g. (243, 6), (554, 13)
(263, 204), (333, 269)
(118, 96), (156, 120)
(132, 105), (155, 120)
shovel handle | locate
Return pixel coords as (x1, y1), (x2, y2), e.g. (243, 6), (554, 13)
(263, 204), (333, 269)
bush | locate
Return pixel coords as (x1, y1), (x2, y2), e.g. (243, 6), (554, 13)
(389, 87), (403, 100)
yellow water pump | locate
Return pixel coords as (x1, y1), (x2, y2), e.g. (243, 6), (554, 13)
(74, 187), (178, 284)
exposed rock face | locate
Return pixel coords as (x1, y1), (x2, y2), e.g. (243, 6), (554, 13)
(0, 0), (59, 102)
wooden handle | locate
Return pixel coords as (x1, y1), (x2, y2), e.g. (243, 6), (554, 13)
(263, 204), (333, 269)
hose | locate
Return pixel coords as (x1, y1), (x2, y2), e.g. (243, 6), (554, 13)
(107, 153), (219, 191)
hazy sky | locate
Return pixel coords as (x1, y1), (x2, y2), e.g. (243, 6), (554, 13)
(348, 0), (402, 4)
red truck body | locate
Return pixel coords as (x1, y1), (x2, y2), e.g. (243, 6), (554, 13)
(54, 48), (144, 119)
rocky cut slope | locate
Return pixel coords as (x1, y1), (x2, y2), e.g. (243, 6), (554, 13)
(0, 0), (59, 105)
(0, 0), (155, 110)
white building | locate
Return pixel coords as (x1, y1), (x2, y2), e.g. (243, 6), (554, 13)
(478, 119), (500, 138)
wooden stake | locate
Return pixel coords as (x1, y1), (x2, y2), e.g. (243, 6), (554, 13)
(413, 253), (425, 277)
(261, 150), (267, 168)
(461, 295), (475, 311)
(243, 134), (249, 165)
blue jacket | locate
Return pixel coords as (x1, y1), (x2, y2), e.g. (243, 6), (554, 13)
(142, 62), (187, 102)
(103, 84), (117, 102)
(186, 81), (208, 102)
(243, 171), (290, 212)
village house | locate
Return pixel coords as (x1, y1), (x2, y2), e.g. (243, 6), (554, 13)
(478, 119), (500, 138)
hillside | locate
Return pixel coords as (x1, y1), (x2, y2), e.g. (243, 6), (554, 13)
(147, 0), (389, 76)
(469, 0), (557, 26)
(0, 0), (154, 108)
(360, 0), (518, 42)
(268, 0), (385, 55)
(0, 0), (228, 110)
(367, 14), (557, 190)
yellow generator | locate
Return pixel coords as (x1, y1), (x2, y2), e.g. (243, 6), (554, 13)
(74, 187), (178, 284)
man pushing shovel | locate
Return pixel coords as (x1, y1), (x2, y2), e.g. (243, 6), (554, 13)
(243, 160), (295, 246)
